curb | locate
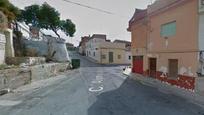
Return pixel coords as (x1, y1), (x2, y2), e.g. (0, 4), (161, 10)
(123, 71), (204, 108)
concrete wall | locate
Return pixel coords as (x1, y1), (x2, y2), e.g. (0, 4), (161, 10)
(6, 57), (45, 65)
(86, 48), (101, 63)
(131, 22), (148, 49)
(125, 51), (131, 64)
(101, 48), (125, 64)
(23, 39), (48, 56)
(30, 63), (69, 82)
(147, 0), (199, 76)
(151, 52), (198, 77)
(0, 33), (6, 64)
(129, 14), (148, 69)
(148, 0), (198, 52)
(99, 42), (126, 49)
(0, 63), (70, 90)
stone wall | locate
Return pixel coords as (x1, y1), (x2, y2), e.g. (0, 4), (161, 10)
(6, 57), (45, 65)
(0, 63), (70, 90)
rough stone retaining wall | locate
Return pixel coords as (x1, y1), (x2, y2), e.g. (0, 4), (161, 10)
(0, 63), (70, 90)
(6, 57), (46, 65)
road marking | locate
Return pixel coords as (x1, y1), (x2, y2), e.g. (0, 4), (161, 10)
(89, 74), (104, 92)
(0, 100), (22, 106)
(89, 87), (103, 92)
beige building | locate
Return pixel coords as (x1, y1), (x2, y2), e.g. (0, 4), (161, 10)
(128, 0), (204, 91)
(85, 34), (129, 64)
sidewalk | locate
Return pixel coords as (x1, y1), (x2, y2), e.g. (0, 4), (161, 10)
(123, 68), (204, 108)
(82, 55), (99, 64)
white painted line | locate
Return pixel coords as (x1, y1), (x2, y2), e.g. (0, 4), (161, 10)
(89, 87), (103, 92)
(0, 100), (22, 106)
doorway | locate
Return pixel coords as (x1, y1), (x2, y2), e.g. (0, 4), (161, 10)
(109, 52), (113, 63)
(168, 59), (178, 78)
(149, 58), (157, 78)
(132, 56), (143, 74)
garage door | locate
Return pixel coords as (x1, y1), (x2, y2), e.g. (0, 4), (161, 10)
(132, 56), (143, 74)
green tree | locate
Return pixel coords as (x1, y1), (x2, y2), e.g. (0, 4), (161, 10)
(60, 19), (76, 37)
(20, 3), (76, 38)
(39, 3), (61, 38)
(20, 5), (40, 26)
(0, 0), (20, 22)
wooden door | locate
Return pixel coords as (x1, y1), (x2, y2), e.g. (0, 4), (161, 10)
(149, 58), (157, 78)
(109, 52), (113, 63)
(168, 59), (178, 78)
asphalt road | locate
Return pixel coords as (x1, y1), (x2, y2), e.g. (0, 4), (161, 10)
(0, 51), (204, 115)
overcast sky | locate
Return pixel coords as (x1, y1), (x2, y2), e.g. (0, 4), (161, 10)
(9, 0), (153, 46)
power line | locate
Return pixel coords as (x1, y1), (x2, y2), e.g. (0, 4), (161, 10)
(61, 0), (118, 16)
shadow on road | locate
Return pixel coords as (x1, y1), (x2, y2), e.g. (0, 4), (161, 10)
(87, 77), (204, 115)
(70, 52), (130, 68)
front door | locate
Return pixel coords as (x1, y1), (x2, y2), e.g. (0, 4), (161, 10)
(109, 52), (113, 63)
(149, 58), (157, 78)
(132, 56), (143, 74)
(169, 59), (178, 78)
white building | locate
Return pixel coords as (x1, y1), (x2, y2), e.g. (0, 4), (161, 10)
(85, 34), (131, 64)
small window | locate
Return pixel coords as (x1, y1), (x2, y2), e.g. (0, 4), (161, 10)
(118, 55), (121, 59)
(93, 52), (95, 56)
(202, 0), (204, 5)
(161, 21), (176, 37)
(102, 55), (106, 59)
(129, 56), (131, 60)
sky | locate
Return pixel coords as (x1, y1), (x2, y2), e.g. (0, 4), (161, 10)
(9, 0), (153, 46)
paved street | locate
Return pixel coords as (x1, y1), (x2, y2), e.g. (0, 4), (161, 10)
(0, 52), (203, 115)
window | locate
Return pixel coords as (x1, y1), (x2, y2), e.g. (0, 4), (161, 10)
(202, 0), (204, 5)
(118, 55), (121, 59)
(93, 52), (95, 56)
(161, 21), (176, 37)
(102, 55), (106, 59)
(129, 56), (131, 60)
